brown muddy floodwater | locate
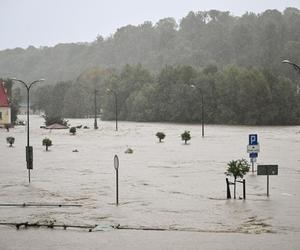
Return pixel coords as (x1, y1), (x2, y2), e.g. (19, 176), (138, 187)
(0, 115), (300, 248)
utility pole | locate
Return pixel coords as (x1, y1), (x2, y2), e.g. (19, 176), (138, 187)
(94, 89), (98, 129)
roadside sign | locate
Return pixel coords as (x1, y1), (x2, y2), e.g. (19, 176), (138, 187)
(250, 152), (258, 158)
(248, 134), (259, 172)
(257, 165), (278, 175)
(247, 144), (260, 153)
(113, 154), (119, 206)
(257, 164), (278, 197)
(114, 155), (119, 170)
(249, 134), (258, 145)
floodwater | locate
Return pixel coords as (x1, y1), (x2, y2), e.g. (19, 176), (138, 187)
(0, 115), (300, 236)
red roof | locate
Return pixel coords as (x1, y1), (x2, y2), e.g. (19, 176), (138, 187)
(0, 81), (9, 107)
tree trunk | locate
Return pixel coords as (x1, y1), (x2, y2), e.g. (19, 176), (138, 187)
(46, 145), (48, 151)
(159, 138), (161, 142)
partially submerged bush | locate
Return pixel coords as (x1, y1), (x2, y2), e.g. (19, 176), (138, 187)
(42, 138), (52, 151)
(225, 159), (250, 199)
(125, 147), (133, 154)
(156, 132), (166, 142)
(181, 131), (191, 144)
(69, 127), (76, 135)
(6, 136), (15, 147)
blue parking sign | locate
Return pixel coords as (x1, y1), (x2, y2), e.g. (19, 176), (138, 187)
(250, 152), (258, 158)
(249, 134), (258, 145)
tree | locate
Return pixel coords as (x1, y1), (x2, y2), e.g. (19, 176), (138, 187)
(156, 132), (166, 142)
(69, 127), (76, 135)
(181, 131), (191, 144)
(6, 137), (15, 147)
(42, 138), (52, 151)
(226, 159), (250, 199)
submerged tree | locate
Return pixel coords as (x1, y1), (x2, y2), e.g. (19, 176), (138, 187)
(226, 159), (250, 199)
(42, 138), (52, 151)
(69, 127), (76, 135)
(6, 137), (15, 147)
(156, 132), (166, 142)
(181, 131), (191, 144)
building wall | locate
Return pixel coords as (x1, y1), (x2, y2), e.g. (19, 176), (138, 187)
(0, 107), (11, 125)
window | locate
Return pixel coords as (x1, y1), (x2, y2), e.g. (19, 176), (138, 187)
(0, 111), (2, 120)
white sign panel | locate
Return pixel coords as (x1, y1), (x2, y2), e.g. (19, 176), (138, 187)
(247, 144), (260, 153)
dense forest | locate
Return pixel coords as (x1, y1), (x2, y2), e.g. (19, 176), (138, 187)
(1, 8), (300, 125)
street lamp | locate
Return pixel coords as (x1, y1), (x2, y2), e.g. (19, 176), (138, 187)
(190, 84), (204, 137)
(282, 60), (300, 73)
(11, 78), (44, 183)
(94, 89), (99, 129)
(106, 88), (118, 131)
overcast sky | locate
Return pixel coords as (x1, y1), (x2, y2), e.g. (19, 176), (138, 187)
(1, 0), (300, 50)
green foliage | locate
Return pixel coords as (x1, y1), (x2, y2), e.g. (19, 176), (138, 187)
(0, 8), (299, 85)
(226, 159), (250, 199)
(181, 131), (191, 144)
(156, 132), (166, 142)
(226, 159), (250, 180)
(11, 8), (300, 125)
(125, 147), (134, 154)
(69, 127), (76, 135)
(42, 138), (52, 151)
(6, 136), (15, 147)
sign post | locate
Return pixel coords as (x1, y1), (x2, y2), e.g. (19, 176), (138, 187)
(114, 155), (119, 206)
(247, 134), (259, 172)
(257, 165), (278, 197)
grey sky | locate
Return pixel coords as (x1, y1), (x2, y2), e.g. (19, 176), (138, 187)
(1, 0), (300, 50)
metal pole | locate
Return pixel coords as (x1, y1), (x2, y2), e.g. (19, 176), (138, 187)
(243, 179), (246, 200)
(26, 87), (30, 183)
(267, 174), (269, 197)
(94, 90), (98, 129)
(116, 169), (119, 205)
(12, 78), (44, 184)
(252, 160), (254, 173)
(201, 93), (204, 137)
(115, 92), (118, 131)
(282, 60), (300, 73)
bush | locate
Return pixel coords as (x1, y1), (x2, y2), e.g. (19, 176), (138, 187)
(42, 138), (52, 151)
(181, 131), (191, 144)
(6, 136), (15, 147)
(70, 127), (76, 135)
(226, 159), (250, 199)
(156, 132), (166, 142)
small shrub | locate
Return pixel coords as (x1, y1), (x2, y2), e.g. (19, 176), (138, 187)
(6, 136), (15, 147)
(42, 138), (52, 151)
(225, 159), (250, 199)
(70, 127), (76, 135)
(156, 132), (166, 142)
(125, 147), (133, 154)
(181, 131), (191, 144)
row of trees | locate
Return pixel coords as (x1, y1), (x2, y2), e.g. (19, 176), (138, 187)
(0, 8), (299, 84)
(33, 64), (300, 125)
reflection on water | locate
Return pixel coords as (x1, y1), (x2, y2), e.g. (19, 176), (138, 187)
(0, 115), (300, 233)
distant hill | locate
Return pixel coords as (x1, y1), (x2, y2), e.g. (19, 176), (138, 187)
(0, 8), (300, 84)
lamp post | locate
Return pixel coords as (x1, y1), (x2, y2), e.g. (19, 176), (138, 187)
(282, 60), (300, 73)
(106, 88), (118, 131)
(11, 78), (44, 183)
(94, 89), (98, 129)
(190, 84), (204, 137)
